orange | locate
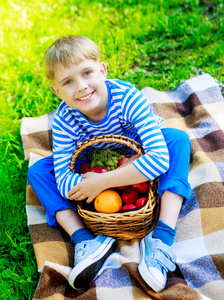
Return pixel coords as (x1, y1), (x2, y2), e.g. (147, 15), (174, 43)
(94, 189), (122, 214)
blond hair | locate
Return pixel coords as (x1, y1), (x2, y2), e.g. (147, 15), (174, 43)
(44, 35), (100, 80)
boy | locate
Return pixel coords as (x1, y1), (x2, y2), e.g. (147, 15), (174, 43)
(28, 35), (191, 292)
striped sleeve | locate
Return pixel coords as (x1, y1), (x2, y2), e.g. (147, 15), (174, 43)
(122, 85), (169, 181)
(52, 110), (83, 199)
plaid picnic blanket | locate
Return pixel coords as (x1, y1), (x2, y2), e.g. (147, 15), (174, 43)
(21, 73), (224, 300)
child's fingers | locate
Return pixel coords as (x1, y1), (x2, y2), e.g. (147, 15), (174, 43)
(86, 196), (95, 204)
(69, 191), (79, 200)
(70, 191), (85, 201)
(68, 185), (83, 200)
(68, 186), (77, 196)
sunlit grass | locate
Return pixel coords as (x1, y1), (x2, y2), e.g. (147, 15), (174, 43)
(0, 0), (223, 298)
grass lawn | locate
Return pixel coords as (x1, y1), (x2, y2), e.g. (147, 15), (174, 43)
(0, 0), (223, 298)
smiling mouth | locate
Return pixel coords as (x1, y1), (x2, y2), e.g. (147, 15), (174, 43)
(78, 91), (94, 101)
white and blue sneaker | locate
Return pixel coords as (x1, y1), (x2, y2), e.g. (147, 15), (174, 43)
(68, 235), (116, 289)
(138, 232), (176, 292)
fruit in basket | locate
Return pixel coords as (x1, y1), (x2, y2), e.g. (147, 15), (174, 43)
(117, 157), (128, 167)
(131, 181), (149, 194)
(135, 197), (147, 208)
(121, 187), (139, 204)
(79, 163), (90, 174)
(116, 185), (130, 190)
(89, 166), (109, 173)
(90, 148), (125, 171)
(94, 189), (122, 213)
(120, 204), (137, 211)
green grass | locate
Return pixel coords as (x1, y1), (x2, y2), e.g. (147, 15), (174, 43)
(0, 0), (223, 298)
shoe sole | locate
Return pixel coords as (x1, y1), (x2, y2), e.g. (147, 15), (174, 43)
(138, 238), (165, 293)
(68, 237), (117, 290)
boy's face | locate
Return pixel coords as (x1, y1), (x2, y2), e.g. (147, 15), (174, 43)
(50, 59), (108, 122)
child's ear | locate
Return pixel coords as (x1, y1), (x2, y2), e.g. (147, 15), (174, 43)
(50, 85), (63, 99)
(100, 62), (107, 79)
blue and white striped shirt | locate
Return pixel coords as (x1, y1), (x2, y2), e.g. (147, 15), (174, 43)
(52, 79), (169, 199)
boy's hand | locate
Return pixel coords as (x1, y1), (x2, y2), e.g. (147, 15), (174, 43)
(68, 172), (106, 203)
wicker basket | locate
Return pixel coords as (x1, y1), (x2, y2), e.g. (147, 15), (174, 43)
(70, 134), (159, 240)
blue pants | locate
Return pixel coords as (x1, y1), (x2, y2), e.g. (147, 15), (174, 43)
(27, 128), (192, 228)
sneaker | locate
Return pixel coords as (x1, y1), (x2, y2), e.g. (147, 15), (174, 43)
(138, 232), (176, 292)
(68, 235), (116, 289)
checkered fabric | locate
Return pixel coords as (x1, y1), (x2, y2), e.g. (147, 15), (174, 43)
(21, 73), (224, 300)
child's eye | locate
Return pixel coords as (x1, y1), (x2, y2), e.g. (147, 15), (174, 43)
(84, 71), (91, 76)
(64, 80), (72, 85)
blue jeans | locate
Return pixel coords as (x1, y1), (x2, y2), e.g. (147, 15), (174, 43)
(27, 128), (192, 228)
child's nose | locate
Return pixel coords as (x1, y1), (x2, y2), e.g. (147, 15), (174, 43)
(77, 80), (88, 92)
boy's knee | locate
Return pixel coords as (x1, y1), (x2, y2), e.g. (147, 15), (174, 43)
(177, 129), (190, 143)
(164, 128), (191, 153)
(27, 157), (52, 183)
(173, 129), (191, 153)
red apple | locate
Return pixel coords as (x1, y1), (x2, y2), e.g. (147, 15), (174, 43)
(120, 204), (137, 211)
(79, 163), (90, 174)
(121, 187), (139, 204)
(135, 197), (147, 208)
(116, 185), (130, 190)
(131, 181), (149, 194)
(117, 157), (128, 167)
(89, 166), (109, 173)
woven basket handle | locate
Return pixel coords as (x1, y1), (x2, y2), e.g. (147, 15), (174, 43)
(70, 134), (144, 172)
